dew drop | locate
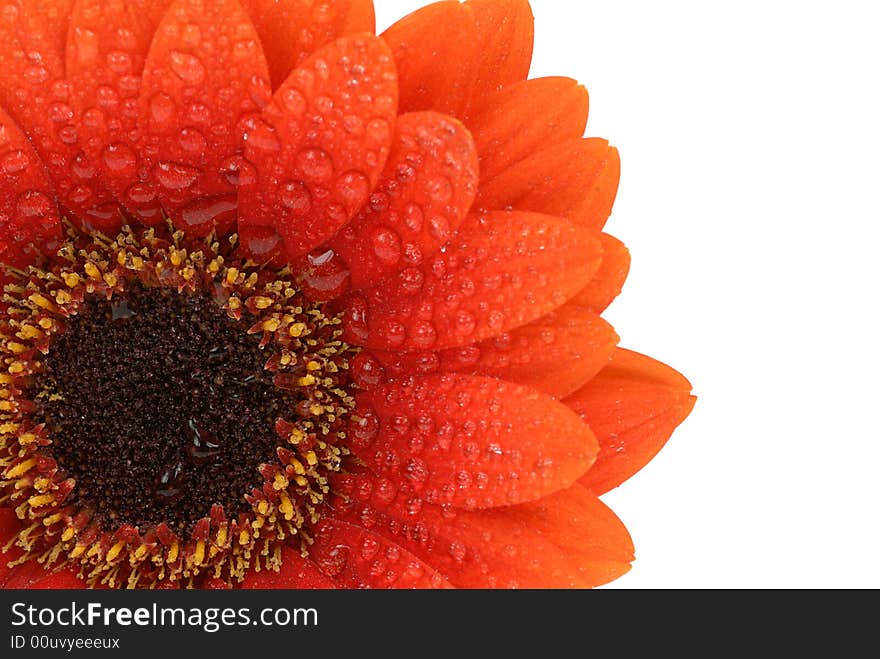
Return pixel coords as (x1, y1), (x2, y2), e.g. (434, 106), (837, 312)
(149, 92), (176, 127)
(218, 155), (257, 187)
(350, 410), (379, 446)
(279, 180), (312, 215)
(154, 461), (185, 504)
(15, 191), (53, 220)
(178, 126), (207, 153)
(370, 226), (401, 265)
(73, 27), (99, 66)
(298, 248), (351, 301)
(178, 195), (237, 235)
(154, 161), (200, 190)
(239, 224), (282, 261)
(317, 545), (349, 577)
(105, 50), (132, 75)
(296, 148), (334, 182)
(403, 204), (424, 232)
(101, 143), (136, 173)
(280, 88), (307, 116)
(1, 149), (29, 174)
(335, 170), (370, 212)
(242, 118), (280, 152)
(110, 298), (137, 320)
(169, 51), (206, 84)
(404, 458), (429, 485)
(185, 419), (222, 465)
(454, 311), (476, 336)
(366, 118), (391, 144)
(181, 24), (202, 48)
(428, 214), (451, 242)
(125, 183), (157, 205)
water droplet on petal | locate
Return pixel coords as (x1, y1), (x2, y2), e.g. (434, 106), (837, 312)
(317, 544), (349, 577)
(149, 92), (176, 128)
(169, 50), (206, 85)
(105, 49), (132, 75)
(102, 144), (136, 174)
(15, 191), (53, 220)
(1, 150), (28, 174)
(279, 180), (312, 215)
(73, 27), (99, 66)
(335, 170), (370, 212)
(239, 225), (282, 261)
(296, 148), (333, 182)
(172, 127), (204, 154)
(280, 88), (307, 116)
(370, 226), (401, 266)
(154, 161), (200, 190)
(177, 195), (237, 236)
(218, 155), (257, 187)
(298, 248), (351, 301)
(242, 118), (280, 152)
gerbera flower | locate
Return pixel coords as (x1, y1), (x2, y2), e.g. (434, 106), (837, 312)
(0, 0), (694, 589)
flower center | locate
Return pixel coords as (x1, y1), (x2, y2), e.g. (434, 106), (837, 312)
(34, 285), (292, 532)
(0, 224), (357, 588)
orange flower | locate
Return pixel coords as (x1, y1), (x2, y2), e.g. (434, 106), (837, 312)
(0, 0), (693, 589)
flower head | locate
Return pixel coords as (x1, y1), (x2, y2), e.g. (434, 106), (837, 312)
(0, 0), (693, 589)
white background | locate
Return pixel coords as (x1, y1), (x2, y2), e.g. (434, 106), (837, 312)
(376, 0), (880, 588)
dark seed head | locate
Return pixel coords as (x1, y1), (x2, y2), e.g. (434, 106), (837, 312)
(34, 284), (294, 530)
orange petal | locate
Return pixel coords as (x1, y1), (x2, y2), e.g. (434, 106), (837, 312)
(381, 1), (475, 117)
(330, 473), (631, 588)
(469, 76), (588, 182)
(2, 562), (86, 589)
(465, 0), (533, 117)
(138, 0), (271, 236)
(310, 518), (452, 588)
(348, 374), (598, 508)
(0, 1), (117, 230)
(67, 0), (174, 225)
(343, 211), (603, 351)
(566, 348), (696, 494)
(476, 137), (621, 230)
(327, 111), (479, 290)
(382, 0), (532, 119)
(0, 106), (62, 268)
(245, 0), (376, 89)
(569, 232), (631, 313)
(29, 0), (76, 63)
(239, 546), (337, 588)
(238, 34), (397, 260)
(497, 483), (634, 585)
(372, 300), (618, 400)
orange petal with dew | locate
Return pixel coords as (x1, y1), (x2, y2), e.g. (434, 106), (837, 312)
(0, 1), (117, 230)
(570, 232), (631, 313)
(137, 0), (271, 236)
(567, 348), (696, 494)
(348, 374), (598, 508)
(382, 0), (532, 119)
(239, 546), (337, 588)
(310, 518), (452, 588)
(244, 0), (376, 89)
(372, 301), (619, 399)
(344, 211), (603, 351)
(0, 106), (62, 268)
(328, 111), (479, 291)
(469, 76), (589, 182)
(238, 34), (397, 261)
(67, 0), (174, 225)
(477, 137), (621, 230)
(330, 473), (633, 588)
